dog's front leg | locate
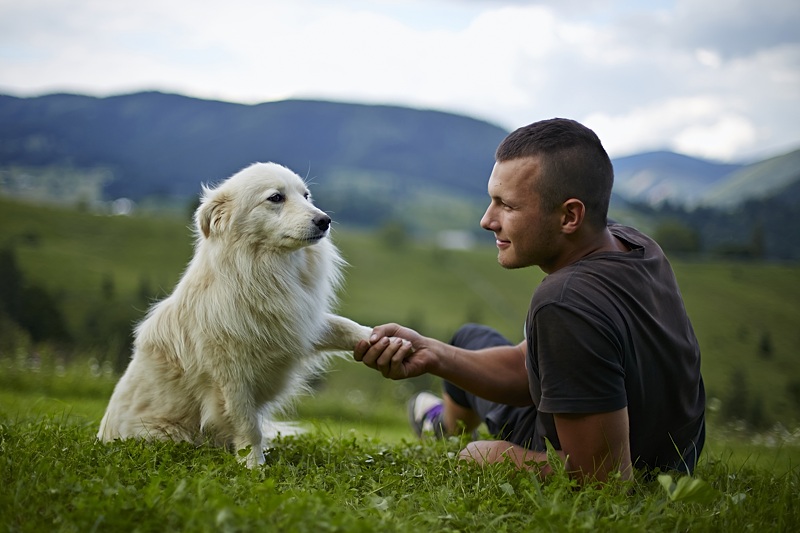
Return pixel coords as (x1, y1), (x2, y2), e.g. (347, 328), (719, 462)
(222, 391), (265, 468)
(238, 419), (265, 469)
(315, 314), (373, 352)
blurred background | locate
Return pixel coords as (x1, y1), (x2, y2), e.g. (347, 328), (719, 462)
(1, 0), (798, 451)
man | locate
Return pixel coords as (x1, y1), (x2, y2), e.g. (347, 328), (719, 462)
(354, 118), (705, 483)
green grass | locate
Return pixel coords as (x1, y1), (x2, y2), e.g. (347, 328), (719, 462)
(2, 197), (800, 530)
(673, 261), (800, 423)
(1, 360), (799, 532)
(3, 197), (799, 422)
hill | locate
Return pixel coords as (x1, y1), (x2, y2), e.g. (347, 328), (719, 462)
(613, 151), (743, 206)
(701, 148), (800, 207)
(2, 91), (799, 257)
(0, 91), (505, 202)
(3, 91), (799, 212)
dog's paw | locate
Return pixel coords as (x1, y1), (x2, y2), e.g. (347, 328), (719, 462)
(358, 325), (374, 341)
(237, 446), (266, 468)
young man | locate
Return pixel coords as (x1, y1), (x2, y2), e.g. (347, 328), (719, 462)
(354, 118), (706, 483)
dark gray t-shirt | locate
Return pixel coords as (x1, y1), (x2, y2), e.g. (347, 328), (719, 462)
(525, 224), (705, 472)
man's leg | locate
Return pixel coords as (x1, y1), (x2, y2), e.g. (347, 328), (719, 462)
(408, 388), (481, 437)
(442, 392), (482, 435)
(409, 323), (538, 447)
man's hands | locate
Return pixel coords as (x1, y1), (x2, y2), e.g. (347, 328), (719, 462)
(353, 323), (438, 380)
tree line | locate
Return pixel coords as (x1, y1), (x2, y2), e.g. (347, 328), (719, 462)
(0, 246), (150, 371)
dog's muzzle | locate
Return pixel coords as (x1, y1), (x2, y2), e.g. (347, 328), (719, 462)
(313, 214), (331, 233)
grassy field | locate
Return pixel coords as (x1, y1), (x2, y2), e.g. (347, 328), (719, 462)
(1, 356), (799, 532)
(2, 197), (799, 425)
(1, 197), (800, 531)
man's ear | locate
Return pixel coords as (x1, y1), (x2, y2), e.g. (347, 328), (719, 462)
(560, 198), (585, 235)
(196, 188), (232, 238)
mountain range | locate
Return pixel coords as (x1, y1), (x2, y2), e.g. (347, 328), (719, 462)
(1, 91), (799, 258)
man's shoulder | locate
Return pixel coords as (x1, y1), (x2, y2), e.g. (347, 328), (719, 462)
(608, 223), (657, 251)
(531, 224), (655, 309)
(532, 263), (595, 309)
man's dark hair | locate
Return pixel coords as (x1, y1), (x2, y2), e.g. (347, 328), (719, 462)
(495, 118), (614, 229)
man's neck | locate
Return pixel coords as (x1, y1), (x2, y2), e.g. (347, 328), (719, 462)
(545, 227), (627, 274)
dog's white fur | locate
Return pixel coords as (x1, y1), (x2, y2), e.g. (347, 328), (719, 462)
(97, 162), (372, 467)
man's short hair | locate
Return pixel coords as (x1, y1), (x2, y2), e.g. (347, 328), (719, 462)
(495, 118), (614, 229)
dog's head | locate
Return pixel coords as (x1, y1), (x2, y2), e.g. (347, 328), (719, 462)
(196, 162), (332, 250)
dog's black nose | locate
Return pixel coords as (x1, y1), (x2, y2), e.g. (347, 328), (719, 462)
(313, 214), (331, 232)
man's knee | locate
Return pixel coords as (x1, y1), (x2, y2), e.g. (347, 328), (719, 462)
(450, 323), (512, 350)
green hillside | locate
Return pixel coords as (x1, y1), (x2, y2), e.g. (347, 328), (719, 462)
(1, 197), (799, 428)
(702, 148), (800, 207)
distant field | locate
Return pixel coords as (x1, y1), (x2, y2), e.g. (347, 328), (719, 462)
(1, 196), (799, 428)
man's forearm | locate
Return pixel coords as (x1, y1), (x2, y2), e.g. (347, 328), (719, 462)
(429, 343), (533, 406)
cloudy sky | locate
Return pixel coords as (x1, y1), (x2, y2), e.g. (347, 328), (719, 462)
(1, 0), (798, 162)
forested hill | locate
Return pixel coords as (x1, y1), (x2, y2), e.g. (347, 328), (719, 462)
(0, 91), (507, 200)
(2, 91), (799, 258)
(3, 91), (799, 210)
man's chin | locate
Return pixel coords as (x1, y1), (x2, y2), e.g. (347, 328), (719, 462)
(497, 253), (522, 270)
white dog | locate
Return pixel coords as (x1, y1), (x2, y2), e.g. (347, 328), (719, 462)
(97, 162), (373, 467)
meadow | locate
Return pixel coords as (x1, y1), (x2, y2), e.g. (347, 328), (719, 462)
(1, 198), (799, 531)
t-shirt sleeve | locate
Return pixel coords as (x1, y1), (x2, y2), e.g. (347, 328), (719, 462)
(531, 302), (628, 414)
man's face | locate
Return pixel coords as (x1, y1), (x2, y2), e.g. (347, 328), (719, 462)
(480, 156), (562, 272)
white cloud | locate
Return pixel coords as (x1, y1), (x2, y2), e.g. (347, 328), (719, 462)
(694, 48), (722, 69)
(673, 116), (758, 160)
(0, 0), (798, 162)
(584, 96), (759, 160)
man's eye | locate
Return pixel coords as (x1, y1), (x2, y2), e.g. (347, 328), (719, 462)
(267, 193), (284, 203)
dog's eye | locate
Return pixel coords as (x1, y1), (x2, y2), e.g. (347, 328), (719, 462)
(303, 192), (311, 201)
(267, 193), (284, 203)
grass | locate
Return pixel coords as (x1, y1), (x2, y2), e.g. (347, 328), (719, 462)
(3, 197), (799, 425)
(673, 261), (800, 424)
(1, 198), (800, 530)
(1, 356), (799, 532)
(1, 414), (799, 532)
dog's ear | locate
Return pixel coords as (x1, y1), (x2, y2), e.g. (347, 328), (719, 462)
(196, 189), (232, 238)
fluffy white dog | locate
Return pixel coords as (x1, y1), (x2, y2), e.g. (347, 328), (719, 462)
(97, 162), (373, 467)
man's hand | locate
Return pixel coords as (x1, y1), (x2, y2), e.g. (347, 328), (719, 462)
(458, 440), (557, 475)
(354, 323), (435, 380)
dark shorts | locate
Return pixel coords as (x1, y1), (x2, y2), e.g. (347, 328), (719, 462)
(442, 323), (539, 448)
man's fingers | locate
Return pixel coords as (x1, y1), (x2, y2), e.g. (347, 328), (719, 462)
(384, 339), (415, 378)
(359, 336), (389, 367)
(353, 339), (370, 362)
(368, 323), (401, 344)
(391, 339), (413, 364)
(376, 337), (404, 373)
(355, 333), (416, 379)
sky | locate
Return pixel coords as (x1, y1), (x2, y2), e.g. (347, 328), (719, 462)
(1, 0), (798, 163)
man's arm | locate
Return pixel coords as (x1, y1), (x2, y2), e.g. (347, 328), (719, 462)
(458, 408), (632, 483)
(554, 407), (633, 482)
(354, 323), (533, 406)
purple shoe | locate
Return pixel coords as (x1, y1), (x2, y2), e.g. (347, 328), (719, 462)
(407, 391), (446, 438)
